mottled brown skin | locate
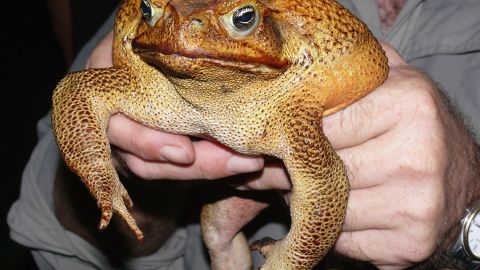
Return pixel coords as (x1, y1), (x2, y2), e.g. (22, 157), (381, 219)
(52, 0), (388, 269)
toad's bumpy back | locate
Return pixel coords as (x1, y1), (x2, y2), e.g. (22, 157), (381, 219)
(52, 0), (388, 269)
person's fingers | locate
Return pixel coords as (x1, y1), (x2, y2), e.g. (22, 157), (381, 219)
(335, 230), (416, 270)
(323, 60), (432, 151)
(334, 126), (403, 190)
(342, 187), (392, 232)
(118, 139), (264, 180)
(342, 180), (423, 232)
(323, 71), (406, 150)
(85, 30), (114, 69)
(233, 159), (292, 190)
(323, 42), (410, 150)
(107, 114), (195, 164)
(336, 221), (438, 270)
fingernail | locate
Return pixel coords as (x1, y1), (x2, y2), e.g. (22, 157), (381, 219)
(227, 156), (263, 174)
(158, 145), (189, 163)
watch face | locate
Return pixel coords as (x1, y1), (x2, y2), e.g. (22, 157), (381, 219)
(466, 209), (480, 258)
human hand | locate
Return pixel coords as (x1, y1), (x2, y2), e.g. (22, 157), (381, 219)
(234, 43), (480, 269)
(86, 30), (264, 180)
(324, 44), (453, 269)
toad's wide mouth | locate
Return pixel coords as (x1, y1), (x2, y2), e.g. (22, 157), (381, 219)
(134, 48), (288, 77)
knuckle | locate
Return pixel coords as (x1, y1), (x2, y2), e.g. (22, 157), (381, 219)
(393, 114), (447, 185)
(130, 129), (152, 153)
(414, 94), (440, 122)
(407, 194), (443, 224)
(403, 221), (440, 263)
(129, 129), (163, 160)
(401, 237), (437, 263)
(198, 159), (221, 180)
(395, 148), (446, 184)
(400, 74), (440, 121)
(408, 94), (437, 119)
(395, 217), (440, 263)
(396, 173), (444, 222)
(394, 191), (444, 264)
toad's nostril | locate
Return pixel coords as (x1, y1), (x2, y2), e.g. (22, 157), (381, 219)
(190, 17), (205, 29)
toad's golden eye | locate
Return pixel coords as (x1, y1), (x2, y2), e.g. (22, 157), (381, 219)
(140, 0), (163, 26)
(221, 4), (260, 38)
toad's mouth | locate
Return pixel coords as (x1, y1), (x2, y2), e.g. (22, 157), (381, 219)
(132, 40), (290, 78)
(136, 50), (288, 77)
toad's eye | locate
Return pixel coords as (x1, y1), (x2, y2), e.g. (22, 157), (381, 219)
(140, 0), (163, 26)
(222, 4), (260, 38)
(232, 6), (256, 30)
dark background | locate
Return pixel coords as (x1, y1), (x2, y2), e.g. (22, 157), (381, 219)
(1, 0), (118, 268)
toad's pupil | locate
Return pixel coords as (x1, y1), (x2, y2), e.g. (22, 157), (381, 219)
(141, 0), (152, 20)
(238, 11), (253, 23)
(233, 6), (256, 30)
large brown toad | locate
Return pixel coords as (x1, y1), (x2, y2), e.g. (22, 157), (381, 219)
(51, 0), (388, 269)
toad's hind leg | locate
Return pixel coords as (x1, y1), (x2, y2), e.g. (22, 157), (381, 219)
(252, 104), (349, 269)
(201, 195), (269, 270)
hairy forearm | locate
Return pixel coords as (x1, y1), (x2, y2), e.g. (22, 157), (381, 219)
(441, 128), (480, 251)
(439, 84), (480, 247)
(416, 87), (480, 269)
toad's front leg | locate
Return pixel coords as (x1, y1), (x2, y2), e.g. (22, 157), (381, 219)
(251, 103), (349, 269)
(52, 67), (200, 240)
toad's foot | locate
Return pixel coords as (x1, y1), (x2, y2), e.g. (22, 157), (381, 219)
(249, 237), (277, 259)
(97, 180), (144, 241)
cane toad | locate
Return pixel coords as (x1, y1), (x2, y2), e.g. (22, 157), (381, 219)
(52, 0), (388, 269)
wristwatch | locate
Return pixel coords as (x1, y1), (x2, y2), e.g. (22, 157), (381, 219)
(438, 201), (480, 270)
